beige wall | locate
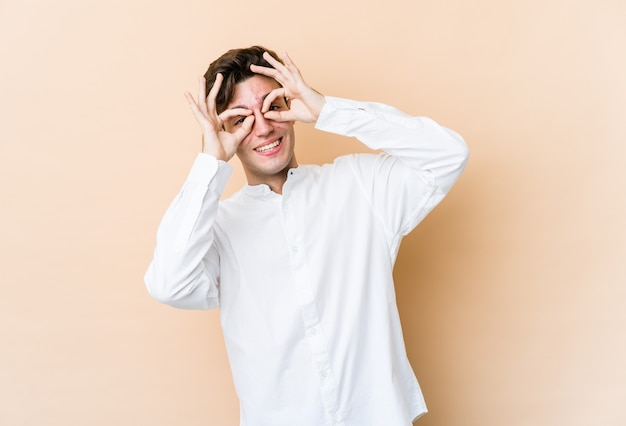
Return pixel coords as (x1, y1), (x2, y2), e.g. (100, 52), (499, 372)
(1, 0), (625, 424)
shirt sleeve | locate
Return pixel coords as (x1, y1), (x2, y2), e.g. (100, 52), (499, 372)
(314, 96), (469, 254)
(144, 153), (232, 310)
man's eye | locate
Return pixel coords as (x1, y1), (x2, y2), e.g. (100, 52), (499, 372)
(268, 105), (280, 111)
(234, 116), (245, 125)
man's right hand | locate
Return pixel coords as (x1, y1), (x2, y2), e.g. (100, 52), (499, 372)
(184, 73), (255, 161)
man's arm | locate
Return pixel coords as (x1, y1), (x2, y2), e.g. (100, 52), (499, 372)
(145, 75), (255, 309)
(253, 51), (467, 204)
(256, 52), (468, 249)
(317, 97), (469, 191)
(315, 97), (469, 254)
(144, 156), (231, 310)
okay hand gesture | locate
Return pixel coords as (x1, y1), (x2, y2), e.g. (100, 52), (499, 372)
(184, 74), (255, 161)
(250, 52), (326, 124)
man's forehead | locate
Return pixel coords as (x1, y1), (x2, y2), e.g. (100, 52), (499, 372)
(227, 76), (281, 109)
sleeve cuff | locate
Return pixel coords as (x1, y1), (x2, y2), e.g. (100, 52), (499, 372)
(314, 96), (364, 135)
(314, 96), (424, 138)
(187, 153), (232, 185)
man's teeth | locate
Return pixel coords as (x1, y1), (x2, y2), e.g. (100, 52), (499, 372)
(255, 139), (281, 152)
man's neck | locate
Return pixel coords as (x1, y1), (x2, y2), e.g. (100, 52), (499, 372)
(245, 169), (291, 195)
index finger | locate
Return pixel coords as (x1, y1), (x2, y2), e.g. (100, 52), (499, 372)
(219, 107), (253, 128)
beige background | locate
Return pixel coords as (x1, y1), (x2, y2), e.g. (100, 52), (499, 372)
(1, 0), (625, 425)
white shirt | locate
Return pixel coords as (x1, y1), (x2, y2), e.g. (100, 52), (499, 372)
(145, 97), (469, 426)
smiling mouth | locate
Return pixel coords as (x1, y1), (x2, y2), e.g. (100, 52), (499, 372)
(254, 138), (282, 153)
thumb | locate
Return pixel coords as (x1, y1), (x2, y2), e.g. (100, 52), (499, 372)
(263, 110), (293, 122)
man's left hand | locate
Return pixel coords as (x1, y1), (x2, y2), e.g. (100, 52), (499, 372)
(250, 52), (326, 124)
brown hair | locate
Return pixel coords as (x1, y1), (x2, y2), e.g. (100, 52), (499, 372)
(203, 46), (283, 114)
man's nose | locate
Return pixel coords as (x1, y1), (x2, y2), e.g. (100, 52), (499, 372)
(253, 111), (274, 136)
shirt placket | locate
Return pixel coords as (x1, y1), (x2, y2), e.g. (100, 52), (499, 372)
(282, 172), (344, 426)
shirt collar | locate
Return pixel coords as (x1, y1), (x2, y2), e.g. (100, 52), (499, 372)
(242, 183), (276, 198)
(241, 167), (302, 198)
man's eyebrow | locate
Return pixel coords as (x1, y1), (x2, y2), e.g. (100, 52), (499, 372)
(229, 92), (273, 110)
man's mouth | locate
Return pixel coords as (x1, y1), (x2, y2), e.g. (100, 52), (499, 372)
(254, 138), (282, 153)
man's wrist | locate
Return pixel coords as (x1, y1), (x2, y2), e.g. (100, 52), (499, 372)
(308, 90), (327, 123)
(201, 136), (233, 162)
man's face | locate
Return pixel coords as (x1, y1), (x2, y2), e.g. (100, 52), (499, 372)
(224, 75), (297, 187)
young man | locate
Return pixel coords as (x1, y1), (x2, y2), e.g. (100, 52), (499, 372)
(145, 46), (469, 425)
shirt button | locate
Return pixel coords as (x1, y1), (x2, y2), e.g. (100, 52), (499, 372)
(320, 369), (328, 378)
(291, 246), (299, 253)
(310, 327), (318, 335)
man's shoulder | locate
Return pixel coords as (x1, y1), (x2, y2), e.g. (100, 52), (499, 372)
(295, 153), (388, 190)
(304, 152), (384, 172)
(327, 152), (388, 174)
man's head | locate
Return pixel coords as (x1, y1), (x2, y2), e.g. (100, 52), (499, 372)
(204, 46), (283, 114)
(203, 46), (297, 192)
